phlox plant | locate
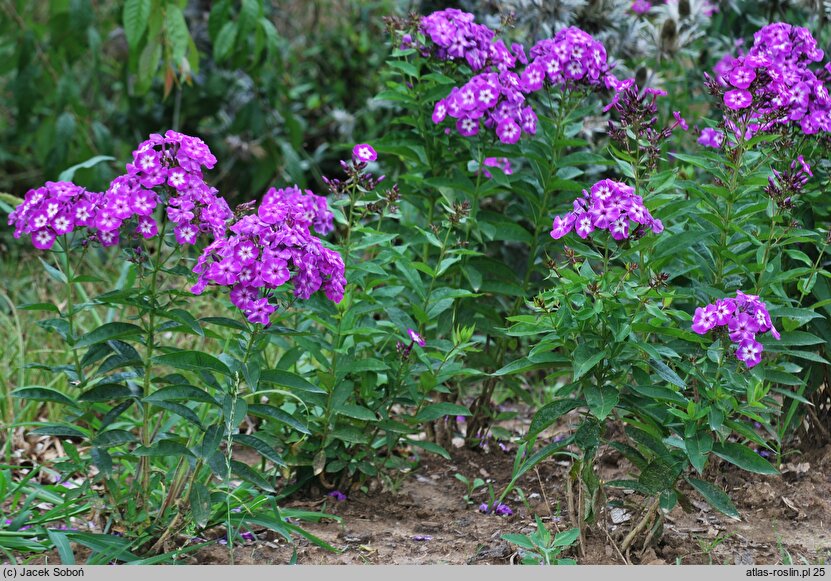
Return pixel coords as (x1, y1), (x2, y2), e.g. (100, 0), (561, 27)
(494, 21), (830, 555)
(4, 132), (353, 558)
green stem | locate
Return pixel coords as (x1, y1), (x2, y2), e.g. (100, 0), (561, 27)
(139, 221), (167, 509)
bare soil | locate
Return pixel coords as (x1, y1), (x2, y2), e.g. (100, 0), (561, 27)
(182, 437), (831, 565)
(14, 412), (831, 565)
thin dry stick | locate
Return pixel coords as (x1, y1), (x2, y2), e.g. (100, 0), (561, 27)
(534, 467), (553, 518)
(602, 522), (629, 565)
(620, 497), (661, 554)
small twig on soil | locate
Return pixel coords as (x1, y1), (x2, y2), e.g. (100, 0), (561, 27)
(602, 522), (629, 565)
(620, 497), (661, 554)
(534, 467), (553, 518)
(566, 473), (583, 558)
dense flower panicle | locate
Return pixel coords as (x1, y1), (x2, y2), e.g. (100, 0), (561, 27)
(433, 71), (538, 143)
(550, 179), (663, 242)
(262, 185), (334, 235)
(525, 27), (611, 90)
(8, 181), (102, 250)
(123, 130), (231, 244)
(418, 9), (521, 72)
(713, 23), (831, 136)
(191, 195), (346, 325)
(691, 291), (780, 368)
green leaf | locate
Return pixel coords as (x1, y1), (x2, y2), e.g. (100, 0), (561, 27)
(687, 477), (740, 519)
(123, 0), (151, 49)
(406, 439), (451, 460)
(552, 528), (580, 547)
(154, 350), (231, 376)
(197, 424), (224, 459)
(233, 434), (284, 466)
(38, 257), (67, 284)
(711, 442), (778, 474)
(260, 369), (325, 394)
(213, 21), (237, 62)
(189, 483), (212, 528)
(29, 424), (89, 439)
(17, 302), (60, 314)
(247, 404), (310, 434)
(648, 358), (687, 389)
(78, 383), (138, 402)
(164, 5), (189, 63)
(47, 530), (76, 565)
(230, 460), (274, 492)
(685, 432), (713, 474)
(584, 384), (618, 420)
(160, 308), (204, 337)
(134, 439), (194, 458)
(415, 403), (471, 422)
(639, 459), (682, 495)
(93, 429), (138, 448)
(144, 384), (217, 405)
(528, 399), (581, 439)
(573, 343), (604, 381)
(75, 322), (144, 348)
(336, 404), (377, 422)
(12, 387), (76, 407)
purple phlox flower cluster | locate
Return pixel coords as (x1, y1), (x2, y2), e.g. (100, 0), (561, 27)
(119, 130), (231, 245)
(691, 290), (780, 368)
(550, 179), (663, 242)
(697, 127), (725, 148)
(262, 185), (334, 235)
(327, 490), (347, 502)
(9, 131), (232, 252)
(432, 71), (537, 144)
(481, 157), (512, 179)
(631, 0), (652, 13)
(765, 155), (812, 210)
(418, 9), (523, 72)
(524, 27), (612, 92)
(712, 23), (831, 135)
(8, 181), (103, 250)
(191, 195), (346, 325)
(479, 502), (513, 516)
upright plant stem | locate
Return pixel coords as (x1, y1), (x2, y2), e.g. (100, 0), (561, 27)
(139, 222), (167, 510)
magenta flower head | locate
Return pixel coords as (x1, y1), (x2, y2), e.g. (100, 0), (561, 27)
(631, 0), (651, 13)
(191, 189), (346, 326)
(408, 328), (426, 347)
(723, 89), (753, 110)
(8, 181), (102, 250)
(549, 179), (661, 242)
(479, 502), (513, 516)
(698, 128), (724, 148)
(352, 144), (377, 163)
(690, 291), (779, 368)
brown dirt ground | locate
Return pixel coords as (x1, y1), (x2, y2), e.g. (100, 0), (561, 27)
(14, 413), (831, 565)
(184, 429), (831, 565)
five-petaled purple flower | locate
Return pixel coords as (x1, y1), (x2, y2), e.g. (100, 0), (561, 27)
(353, 144), (377, 163)
(691, 291), (780, 368)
